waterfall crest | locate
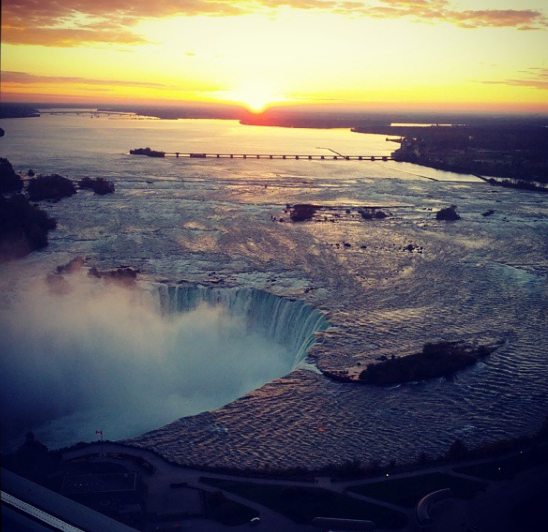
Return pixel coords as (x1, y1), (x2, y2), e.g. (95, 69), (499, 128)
(156, 285), (328, 366)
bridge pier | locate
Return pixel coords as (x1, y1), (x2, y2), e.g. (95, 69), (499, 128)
(149, 151), (392, 161)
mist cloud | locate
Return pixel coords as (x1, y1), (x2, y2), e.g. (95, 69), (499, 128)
(0, 274), (293, 450)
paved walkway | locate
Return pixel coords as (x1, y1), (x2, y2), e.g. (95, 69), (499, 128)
(63, 442), (548, 532)
(64, 443), (313, 531)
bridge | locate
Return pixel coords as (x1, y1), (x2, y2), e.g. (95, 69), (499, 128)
(166, 152), (393, 161)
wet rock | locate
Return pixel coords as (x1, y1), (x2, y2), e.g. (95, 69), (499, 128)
(56, 256), (85, 274)
(482, 209), (495, 217)
(0, 194), (57, 260)
(89, 266), (139, 286)
(0, 158), (23, 194)
(436, 205), (460, 221)
(27, 174), (76, 201)
(359, 207), (387, 220)
(27, 169), (35, 177)
(78, 177), (115, 195)
(46, 273), (72, 295)
(343, 242), (352, 248)
(289, 204), (319, 222)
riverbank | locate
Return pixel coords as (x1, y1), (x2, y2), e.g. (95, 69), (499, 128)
(390, 126), (548, 187)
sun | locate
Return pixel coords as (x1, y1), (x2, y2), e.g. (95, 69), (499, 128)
(242, 93), (273, 113)
(221, 82), (286, 113)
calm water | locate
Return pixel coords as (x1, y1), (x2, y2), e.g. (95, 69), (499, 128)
(0, 112), (479, 182)
(1, 113), (547, 467)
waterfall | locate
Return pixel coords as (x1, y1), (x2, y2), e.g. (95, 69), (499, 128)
(156, 284), (328, 366)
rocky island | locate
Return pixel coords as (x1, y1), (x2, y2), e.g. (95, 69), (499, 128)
(78, 177), (115, 195)
(324, 341), (501, 386)
(27, 174), (77, 201)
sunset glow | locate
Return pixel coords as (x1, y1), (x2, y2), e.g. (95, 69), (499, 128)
(1, 1), (547, 112)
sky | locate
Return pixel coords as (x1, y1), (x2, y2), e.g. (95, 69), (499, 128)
(1, 0), (547, 113)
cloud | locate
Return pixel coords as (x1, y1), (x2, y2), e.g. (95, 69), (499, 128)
(1, 71), (169, 89)
(482, 68), (548, 90)
(3, 26), (147, 47)
(2, 0), (546, 47)
(364, 1), (546, 30)
(447, 9), (546, 30)
(0, 71), (224, 96)
(1, 0), (245, 46)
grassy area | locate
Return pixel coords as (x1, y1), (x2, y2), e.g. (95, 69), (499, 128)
(510, 490), (548, 532)
(347, 472), (486, 508)
(203, 490), (258, 526)
(201, 478), (407, 529)
(455, 445), (548, 481)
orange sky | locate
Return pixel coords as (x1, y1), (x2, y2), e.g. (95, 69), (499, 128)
(1, 1), (547, 112)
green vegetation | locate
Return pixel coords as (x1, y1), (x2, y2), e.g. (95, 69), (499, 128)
(201, 478), (407, 529)
(454, 445), (548, 481)
(27, 174), (77, 201)
(0, 103), (40, 119)
(0, 157), (23, 193)
(509, 490), (548, 532)
(204, 490), (258, 526)
(392, 126), (548, 186)
(348, 472), (486, 508)
(0, 194), (57, 260)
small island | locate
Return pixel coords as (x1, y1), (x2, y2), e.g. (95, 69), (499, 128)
(27, 174), (77, 201)
(78, 177), (115, 195)
(324, 341), (501, 386)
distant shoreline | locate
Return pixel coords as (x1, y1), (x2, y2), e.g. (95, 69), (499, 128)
(3, 103), (547, 187)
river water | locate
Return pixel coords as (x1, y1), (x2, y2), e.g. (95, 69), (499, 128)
(0, 112), (546, 469)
